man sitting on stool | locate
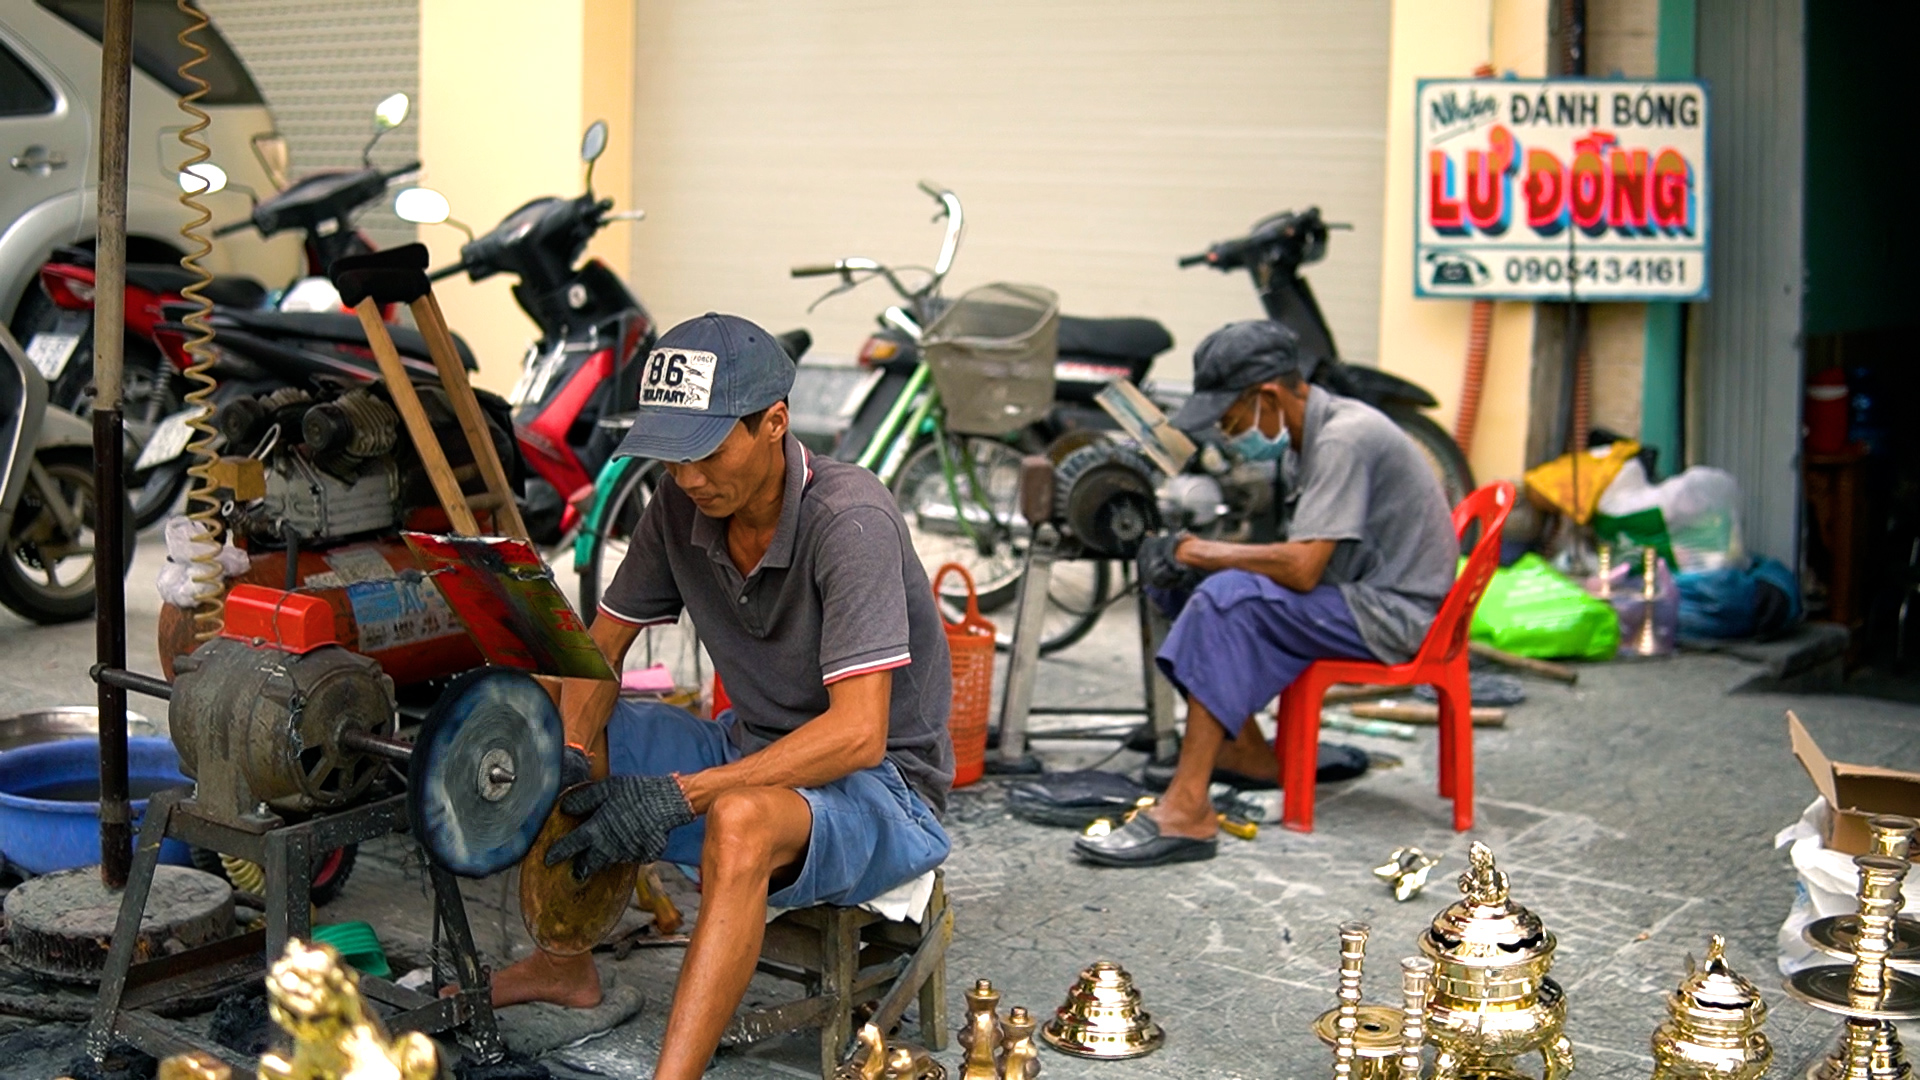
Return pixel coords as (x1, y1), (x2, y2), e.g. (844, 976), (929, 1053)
(1075, 320), (1455, 868)
(487, 313), (953, 1080)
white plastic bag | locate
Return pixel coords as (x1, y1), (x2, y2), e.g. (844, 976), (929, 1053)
(1598, 462), (1745, 572)
(156, 516), (249, 607)
(1774, 797), (1918, 974)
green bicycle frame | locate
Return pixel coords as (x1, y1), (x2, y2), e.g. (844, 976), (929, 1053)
(573, 453), (651, 572)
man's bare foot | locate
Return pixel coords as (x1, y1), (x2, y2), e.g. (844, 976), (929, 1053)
(1213, 724), (1281, 781)
(1146, 798), (1220, 841)
(443, 947), (603, 1009)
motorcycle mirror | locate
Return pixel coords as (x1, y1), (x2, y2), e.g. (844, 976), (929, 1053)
(375, 92), (411, 132)
(393, 186), (452, 225)
(250, 131), (290, 191)
(178, 162), (227, 195)
(581, 121), (609, 164)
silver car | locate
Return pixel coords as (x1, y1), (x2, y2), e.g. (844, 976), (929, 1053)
(0, 0), (297, 338)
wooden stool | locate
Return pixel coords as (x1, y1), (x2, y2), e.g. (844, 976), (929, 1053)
(723, 870), (951, 1078)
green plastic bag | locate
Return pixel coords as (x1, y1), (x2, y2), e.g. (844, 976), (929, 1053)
(1469, 553), (1620, 661)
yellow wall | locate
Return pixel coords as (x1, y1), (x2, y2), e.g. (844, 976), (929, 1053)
(418, 0), (587, 394)
(1375, 0), (1549, 483)
(581, 0), (636, 279)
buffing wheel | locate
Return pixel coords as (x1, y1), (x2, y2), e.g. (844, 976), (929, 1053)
(409, 667), (563, 877)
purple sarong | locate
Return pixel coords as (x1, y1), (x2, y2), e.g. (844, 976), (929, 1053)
(1154, 570), (1375, 736)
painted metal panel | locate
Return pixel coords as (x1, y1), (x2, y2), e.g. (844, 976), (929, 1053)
(1691, 0), (1803, 566)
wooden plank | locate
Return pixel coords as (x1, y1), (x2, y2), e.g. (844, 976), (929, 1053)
(1348, 703), (1507, 727)
(1469, 640), (1579, 684)
(351, 298), (480, 536)
(410, 293), (529, 539)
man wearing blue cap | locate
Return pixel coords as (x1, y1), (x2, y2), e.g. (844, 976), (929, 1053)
(488, 313), (952, 1080)
(1075, 319), (1457, 867)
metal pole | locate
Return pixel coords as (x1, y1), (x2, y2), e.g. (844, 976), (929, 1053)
(93, 0), (134, 889)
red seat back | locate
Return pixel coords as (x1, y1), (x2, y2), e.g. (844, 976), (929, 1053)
(1413, 481), (1517, 667)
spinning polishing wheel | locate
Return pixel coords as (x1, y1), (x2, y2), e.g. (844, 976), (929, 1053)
(408, 667), (565, 877)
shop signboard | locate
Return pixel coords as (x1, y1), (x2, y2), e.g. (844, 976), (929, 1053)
(1413, 78), (1710, 301)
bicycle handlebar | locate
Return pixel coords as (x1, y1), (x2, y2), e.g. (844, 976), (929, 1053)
(790, 263), (841, 278)
(1176, 251), (1211, 268)
(428, 262), (465, 282)
(213, 220), (252, 237)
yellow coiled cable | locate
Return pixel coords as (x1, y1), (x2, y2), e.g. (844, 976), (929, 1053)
(172, 0), (225, 640)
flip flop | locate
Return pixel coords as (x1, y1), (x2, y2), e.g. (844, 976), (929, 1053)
(1072, 812), (1217, 868)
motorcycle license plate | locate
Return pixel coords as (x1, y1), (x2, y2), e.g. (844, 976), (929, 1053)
(136, 409), (197, 471)
(25, 331), (82, 381)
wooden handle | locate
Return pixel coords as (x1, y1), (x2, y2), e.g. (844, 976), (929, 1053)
(1469, 640), (1578, 684)
(1348, 702), (1507, 727)
(351, 298), (480, 536)
(409, 292), (530, 540)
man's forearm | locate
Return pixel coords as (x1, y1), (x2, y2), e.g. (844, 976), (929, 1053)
(1180, 537), (1331, 592)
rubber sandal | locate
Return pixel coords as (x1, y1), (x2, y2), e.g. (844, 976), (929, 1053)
(1072, 813), (1217, 868)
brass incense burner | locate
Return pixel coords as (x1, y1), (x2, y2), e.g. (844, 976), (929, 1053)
(1650, 935), (1773, 1080)
(1040, 961), (1165, 1059)
(1417, 842), (1574, 1080)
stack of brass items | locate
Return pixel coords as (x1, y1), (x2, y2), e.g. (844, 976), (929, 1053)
(840, 1023), (947, 1080)
(1314, 922), (1409, 1080)
(150, 939), (437, 1080)
(1802, 816), (1920, 973)
(1040, 961), (1166, 1059)
(951, 978), (1042, 1079)
(1417, 842), (1574, 1080)
(1788, 815), (1920, 1080)
(1648, 935), (1773, 1080)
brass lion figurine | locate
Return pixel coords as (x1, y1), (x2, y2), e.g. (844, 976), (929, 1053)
(257, 939), (438, 1080)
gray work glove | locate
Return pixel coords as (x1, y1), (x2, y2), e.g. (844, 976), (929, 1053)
(544, 774), (695, 879)
(1137, 532), (1205, 592)
(560, 745), (592, 791)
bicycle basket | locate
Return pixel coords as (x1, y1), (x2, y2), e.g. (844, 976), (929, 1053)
(922, 282), (1059, 436)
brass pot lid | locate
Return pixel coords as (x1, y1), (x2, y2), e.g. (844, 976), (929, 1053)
(519, 785), (641, 957)
(1422, 842), (1552, 967)
(1804, 913), (1920, 964)
(1040, 961), (1165, 1060)
(1669, 936), (1768, 1027)
(1784, 964), (1920, 1021)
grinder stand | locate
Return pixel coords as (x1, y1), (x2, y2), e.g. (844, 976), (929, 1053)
(84, 788), (506, 1072)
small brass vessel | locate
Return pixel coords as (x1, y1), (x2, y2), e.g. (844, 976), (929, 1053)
(1039, 960), (1165, 1059)
(1418, 842), (1574, 1080)
(1003, 1006), (1042, 1079)
(1650, 935), (1773, 1080)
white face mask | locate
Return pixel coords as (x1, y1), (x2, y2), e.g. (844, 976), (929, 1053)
(1227, 398), (1290, 462)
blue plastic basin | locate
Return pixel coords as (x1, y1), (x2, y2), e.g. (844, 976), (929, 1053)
(0, 736), (194, 875)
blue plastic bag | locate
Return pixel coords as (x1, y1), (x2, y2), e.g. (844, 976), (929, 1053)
(1675, 556), (1801, 641)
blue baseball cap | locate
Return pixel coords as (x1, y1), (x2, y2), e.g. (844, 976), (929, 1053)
(615, 313), (797, 461)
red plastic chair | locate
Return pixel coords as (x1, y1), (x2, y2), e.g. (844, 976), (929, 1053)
(1273, 480), (1516, 834)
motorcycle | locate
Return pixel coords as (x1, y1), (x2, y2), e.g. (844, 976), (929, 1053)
(1180, 206), (1474, 506)
(0, 325), (134, 624)
(12, 93), (419, 529)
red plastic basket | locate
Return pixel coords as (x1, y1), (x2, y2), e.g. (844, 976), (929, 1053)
(934, 564), (996, 787)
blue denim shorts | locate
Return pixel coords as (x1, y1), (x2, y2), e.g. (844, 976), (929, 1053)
(605, 699), (950, 909)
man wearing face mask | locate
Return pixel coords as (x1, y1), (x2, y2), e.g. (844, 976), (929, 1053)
(1075, 320), (1456, 867)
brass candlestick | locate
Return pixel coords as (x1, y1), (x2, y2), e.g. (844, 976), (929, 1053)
(1788, 851), (1920, 1080)
(1399, 957), (1433, 1080)
(1634, 546), (1661, 657)
(1040, 961), (1165, 1059)
(1649, 935), (1773, 1080)
(1003, 1006), (1042, 1080)
(1594, 543), (1614, 599)
(1419, 842), (1574, 1080)
(1315, 922), (1406, 1080)
(958, 978), (1005, 1080)
(1805, 816), (1920, 967)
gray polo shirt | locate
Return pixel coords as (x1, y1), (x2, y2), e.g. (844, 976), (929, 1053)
(597, 434), (955, 813)
(1282, 387), (1458, 663)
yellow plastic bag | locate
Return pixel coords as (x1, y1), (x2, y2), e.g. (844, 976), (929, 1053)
(1523, 441), (1640, 525)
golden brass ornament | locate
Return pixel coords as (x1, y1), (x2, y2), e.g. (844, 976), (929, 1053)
(1375, 847), (1444, 902)
(1003, 1006), (1042, 1080)
(248, 939), (439, 1080)
(156, 1055), (232, 1080)
(1805, 816), (1920, 968)
(1040, 960), (1166, 1059)
(1649, 935), (1773, 1080)
(839, 1023), (948, 1080)
(1418, 842), (1573, 1080)
(1792, 850), (1920, 1080)
(1399, 957), (1434, 1080)
(1314, 922), (1407, 1080)
(958, 978), (1005, 1080)
(1634, 547), (1661, 656)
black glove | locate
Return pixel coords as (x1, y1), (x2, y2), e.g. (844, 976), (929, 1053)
(1137, 532), (1205, 592)
(560, 745), (592, 790)
(544, 774), (695, 879)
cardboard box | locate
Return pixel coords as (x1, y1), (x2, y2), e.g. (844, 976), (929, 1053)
(1788, 711), (1920, 858)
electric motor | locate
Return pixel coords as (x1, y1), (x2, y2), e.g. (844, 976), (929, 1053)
(170, 636), (396, 822)
(1052, 444), (1162, 558)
